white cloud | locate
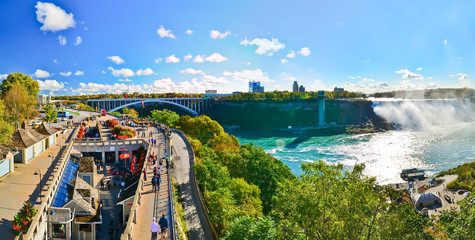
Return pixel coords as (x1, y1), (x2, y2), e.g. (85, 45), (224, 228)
(184, 54), (192, 62)
(53, 59), (59, 64)
(443, 39), (448, 45)
(347, 76), (362, 79)
(35, 2), (76, 32)
(60, 71), (72, 77)
(165, 55), (180, 63)
(417, 67), (423, 71)
(210, 30), (231, 39)
(136, 68), (155, 76)
(286, 50), (296, 58)
(0, 74), (8, 80)
(37, 79), (65, 95)
(108, 67), (135, 77)
(449, 73), (470, 87)
(193, 55), (205, 63)
(281, 59), (289, 64)
(58, 35), (67, 45)
(154, 58), (162, 64)
(101, 70), (106, 74)
(186, 30), (194, 35)
(205, 53), (228, 62)
(279, 72), (297, 81)
(427, 76), (433, 80)
(223, 69), (273, 83)
(118, 78), (132, 82)
(240, 38), (285, 55)
(74, 36), (82, 46)
(107, 56), (125, 65)
(395, 69), (424, 80)
(180, 68), (204, 75)
(75, 71), (84, 76)
(157, 26), (175, 39)
(298, 47), (311, 56)
(34, 69), (51, 78)
(71, 82), (144, 95)
(201, 74), (228, 84)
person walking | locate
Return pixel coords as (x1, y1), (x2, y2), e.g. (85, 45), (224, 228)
(159, 214), (168, 239)
(143, 169), (147, 181)
(150, 217), (159, 240)
(151, 175), (157, 192)
(101, 179), (105, 189)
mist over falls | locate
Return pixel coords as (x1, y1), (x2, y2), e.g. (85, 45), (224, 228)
(372, 99), (473, 130)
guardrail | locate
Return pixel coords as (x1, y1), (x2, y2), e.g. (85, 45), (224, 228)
(173, 129), (219, 240)
(16, 127), (80, 240)
(120, 139), (152, 240)
(167, 133), (178, 240)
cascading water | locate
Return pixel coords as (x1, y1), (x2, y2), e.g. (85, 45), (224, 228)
(372, 99), (473, 130)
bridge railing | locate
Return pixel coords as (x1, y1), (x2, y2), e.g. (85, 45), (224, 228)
(15, 127), (79, 240)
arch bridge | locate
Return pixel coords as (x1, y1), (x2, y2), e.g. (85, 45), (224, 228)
(87, 98), (213, 116)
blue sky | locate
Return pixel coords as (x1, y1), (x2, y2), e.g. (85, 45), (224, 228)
(0, 0), (473, 96)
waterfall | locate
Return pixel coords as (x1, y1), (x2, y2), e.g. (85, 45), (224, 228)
(372, 99), (473, 130)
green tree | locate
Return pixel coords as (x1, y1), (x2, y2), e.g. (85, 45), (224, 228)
(150, 109), (180, 127)
(43, 103), (57, 124)
(122, 107), (139, 118)
(225, 216), (278, 240)
(435, 200), (475, 239)
(0, 100), (13, 144)
(3, 82), (36, 130)
(0, 73), (40, 99)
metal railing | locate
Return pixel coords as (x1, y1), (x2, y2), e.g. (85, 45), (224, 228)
(167, 133), (178, 240)
(16, 127), (80, 240)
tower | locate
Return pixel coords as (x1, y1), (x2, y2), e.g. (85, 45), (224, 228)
(292, 81), (299, 92)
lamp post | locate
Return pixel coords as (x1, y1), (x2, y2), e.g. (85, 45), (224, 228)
(34, 169), (42, 202)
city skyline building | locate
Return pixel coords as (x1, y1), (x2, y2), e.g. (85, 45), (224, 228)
(249, 81), (264, 93)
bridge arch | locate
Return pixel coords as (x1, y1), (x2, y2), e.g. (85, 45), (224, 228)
(108, 99), (199, 116)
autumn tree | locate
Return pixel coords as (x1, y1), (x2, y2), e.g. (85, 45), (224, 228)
(3, 82), (36, 130)
(0, 99), (13, 144)
(0, 73), (40, 99)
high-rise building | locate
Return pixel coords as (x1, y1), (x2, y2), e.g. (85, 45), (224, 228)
(249, 81), (264, 93)
(299, 85), (305, 93)
(334, 87), (344, 92)
(292, 81), (299, 92)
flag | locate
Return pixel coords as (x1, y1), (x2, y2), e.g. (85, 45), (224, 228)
(141, 100), (145, 108)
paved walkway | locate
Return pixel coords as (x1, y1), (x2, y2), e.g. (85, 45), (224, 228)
(0, 129), (73, 240)
(173, 130), (214, 240)
(132, 128), (171, 240)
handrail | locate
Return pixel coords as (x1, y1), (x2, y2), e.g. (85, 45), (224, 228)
(167, 134), (178, 240)
(16, 127), (80, 240)
(173, 129), (219, 240)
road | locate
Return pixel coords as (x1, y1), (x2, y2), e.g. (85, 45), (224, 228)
(172, 130), (215, 240)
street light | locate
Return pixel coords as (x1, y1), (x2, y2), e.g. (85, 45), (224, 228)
(34, 169), (42, 202)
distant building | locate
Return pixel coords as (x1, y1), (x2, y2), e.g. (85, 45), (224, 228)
(38, 94), (51, 105)
(205, 90), (218, 95)
(232, 91), (242, 95)
(292, 81), (299, 92)
(299, 85), (306, 93)
(334, 87), (344, 92)
(249, 81), (264, 93)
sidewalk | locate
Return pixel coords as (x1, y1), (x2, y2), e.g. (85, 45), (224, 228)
(132, 128), (171, 240)
(0, 129), (73, 239)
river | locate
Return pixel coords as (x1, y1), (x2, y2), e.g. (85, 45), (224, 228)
(228, 99), (475, 184)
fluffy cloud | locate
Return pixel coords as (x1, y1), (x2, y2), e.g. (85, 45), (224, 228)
(205, 53), (228, 62)
(279, 72), (297, 81)
(417, 67), (423, 71)
(166, 55), (180, 63)
(185, 29), (193, 35)
(71, 82), (144, 95)
(0, 74), (8, 79)
(35, 2), (76, 32)
(298, 47), (311, 56)
(395, 69), (424, 80)
(240, 38), (285, 55)
(136, 68), (155, 76)
(443, 39), (448, 45)
(37, 79), (65, 95)
(34, 69), (51, 78)
(107, 56), (125, 65)
(75, 71), (84, 76)
(149, 78), (209, 93)
(449, 73), (470, 87)
(74, 36), (82, 46)
(58, 35), (67, 45)
(60, 71), (72, 77)
(223, 69), (273, 83)
(210, 30), (231, 39)
(118, 78), (132, 82)
(157, 26), (175, 39)
(193, 55), (205, 63)
(180, 68), (204, 75)
(154, 58), (162, 63)
(184, 54), (192, 62)
(347, 76), (362, 79)
(281, 59), (289, 64)
(108, 67), (135, 77)
(202, 74), (228, 84)
(286, 50), (296, 58)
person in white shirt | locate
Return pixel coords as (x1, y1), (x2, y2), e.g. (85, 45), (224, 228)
(150, 217), (159, 240)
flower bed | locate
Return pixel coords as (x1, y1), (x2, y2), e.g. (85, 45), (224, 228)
(111, 125), (136, 139)
(106, 119), (118, 128)
(77, 127), (85, 138)
(12, 201), (37, 235)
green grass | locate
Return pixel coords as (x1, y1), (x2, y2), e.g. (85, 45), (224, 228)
(172, 180), (188, 239)
(65, 110), (80, 116)
(437, 160), (475, 192)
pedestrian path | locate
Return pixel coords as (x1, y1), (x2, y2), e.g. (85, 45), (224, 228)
(132, 129), (171, 240)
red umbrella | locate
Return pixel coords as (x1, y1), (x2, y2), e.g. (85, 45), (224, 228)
(119, 153), (131, 159)
(120, 147), (128, 151)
